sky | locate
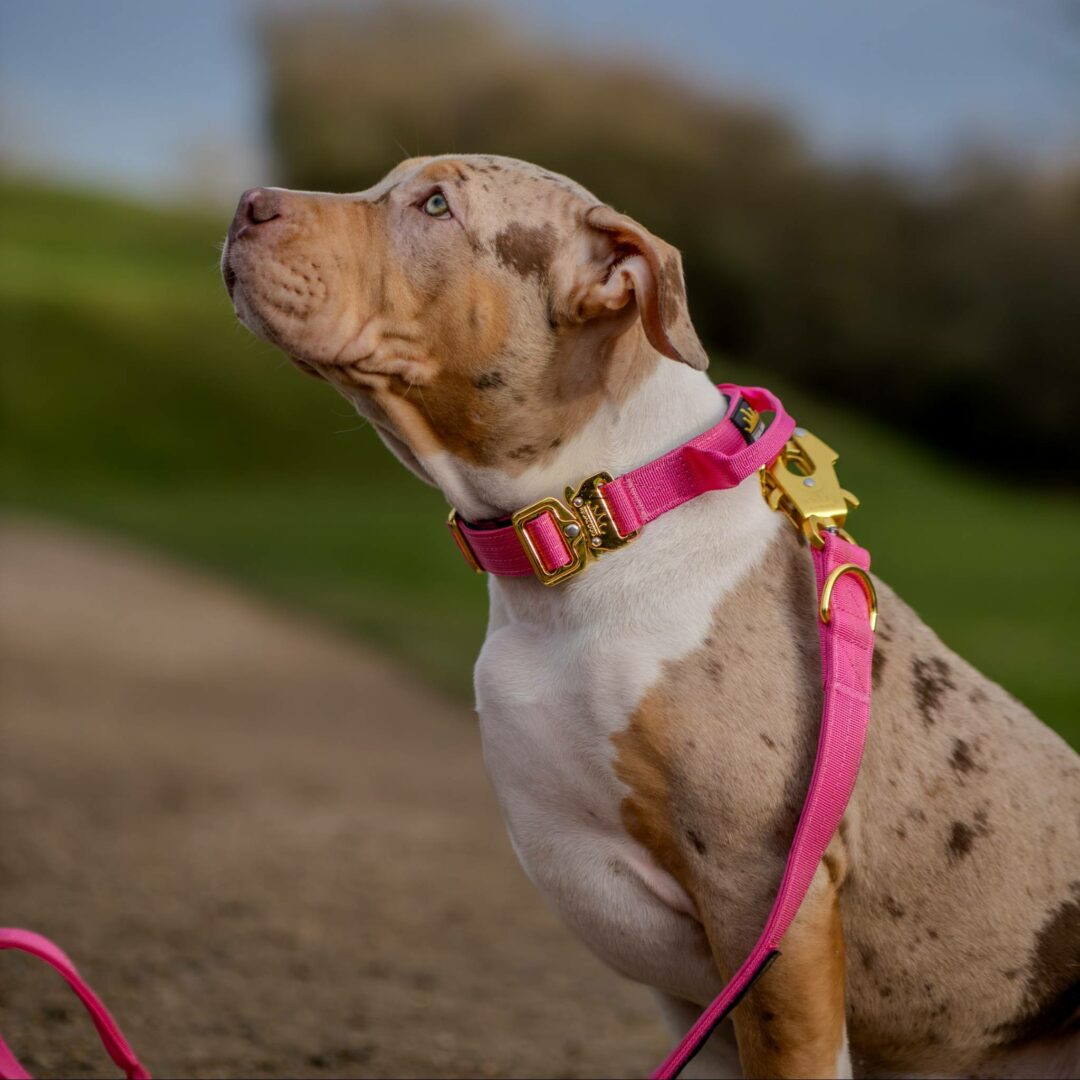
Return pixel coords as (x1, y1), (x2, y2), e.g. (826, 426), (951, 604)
(0, 0), (1077, 203)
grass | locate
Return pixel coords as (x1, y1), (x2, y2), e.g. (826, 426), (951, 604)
(2, 178), (1076, 746)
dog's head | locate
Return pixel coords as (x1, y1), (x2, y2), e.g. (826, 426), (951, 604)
(223, 155), (707, 501)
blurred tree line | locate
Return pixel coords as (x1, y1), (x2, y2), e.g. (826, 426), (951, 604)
(262, 3), (1079, 482)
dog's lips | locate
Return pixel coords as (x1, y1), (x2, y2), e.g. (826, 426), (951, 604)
(288, 354), (327, 381)
(222, 259), (238, 297)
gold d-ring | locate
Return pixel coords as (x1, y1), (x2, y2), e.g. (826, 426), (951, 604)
(819, 564), (878, 631)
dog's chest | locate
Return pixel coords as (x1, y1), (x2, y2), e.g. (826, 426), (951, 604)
(474, 615), (719, 999)
(471, 498), (781, 999)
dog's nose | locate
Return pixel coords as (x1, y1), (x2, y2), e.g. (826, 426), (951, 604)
(229, 188), (281, 241)
(241, 187), (280, 225)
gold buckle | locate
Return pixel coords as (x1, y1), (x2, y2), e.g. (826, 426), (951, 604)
(820, 563), (878, 631)
(512, 471), (638, 586)
(447, 510), (485, 574)
(761, 428), (861, 549)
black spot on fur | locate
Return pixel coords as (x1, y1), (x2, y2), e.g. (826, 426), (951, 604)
(760, 733), (777, 750)
(884, 896), (906, 920)
(507, 443), (538, 462)
(912, 656), (956, 727)
(473, 370), (505, 391)
(549, 436), (563, 450)
(686, 829), (707, 855)
(949, 737), (979, 776)
(947, 815), (989, 862)
(857, 944), (877, 971)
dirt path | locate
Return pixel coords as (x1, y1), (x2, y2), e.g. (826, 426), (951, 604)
(0, 518), (666, 1078)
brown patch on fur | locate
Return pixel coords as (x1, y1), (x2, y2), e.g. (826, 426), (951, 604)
(611, 699), (693, 896)
(993, 883), (1080, 1045)
(883, 896), (906, 920)
(912, 656), (956, 727)
(418, 159), (470, 184)
(947, 809), (991, 862)
(472, 369), (505, 390)
(493, 222), (556, 279)
(686, 829), (707, 855)
(949, 737), (981, 776)
(871, 643), (887, 689)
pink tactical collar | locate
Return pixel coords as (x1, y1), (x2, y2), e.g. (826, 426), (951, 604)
(0, 383), (875, 1080)
(448, 384), (797, 584)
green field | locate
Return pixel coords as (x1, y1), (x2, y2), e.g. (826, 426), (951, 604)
(2, 180), (1076, 745)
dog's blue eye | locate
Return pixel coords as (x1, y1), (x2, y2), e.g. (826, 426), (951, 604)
(423, 192), (450, 218)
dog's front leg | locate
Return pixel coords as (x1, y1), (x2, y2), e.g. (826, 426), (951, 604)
(702, 863), (850, 1080)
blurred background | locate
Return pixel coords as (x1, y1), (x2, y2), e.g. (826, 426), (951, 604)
(1, 2), (1078, 1076)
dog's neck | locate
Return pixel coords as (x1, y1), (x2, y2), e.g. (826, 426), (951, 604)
(411, 349), (780, 648)
(421, 354), (729, 523)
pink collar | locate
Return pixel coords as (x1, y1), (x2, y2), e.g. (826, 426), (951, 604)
(448, 383), (855, 584)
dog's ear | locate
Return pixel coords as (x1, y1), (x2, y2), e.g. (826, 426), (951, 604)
(578, 205), (709, 370)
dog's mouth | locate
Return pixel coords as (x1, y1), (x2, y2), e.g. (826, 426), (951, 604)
(289, 354), (327, 381)
(222, 259), (238, 298)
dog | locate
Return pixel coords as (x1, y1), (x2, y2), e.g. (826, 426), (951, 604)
(222, 155), (1079, 1079)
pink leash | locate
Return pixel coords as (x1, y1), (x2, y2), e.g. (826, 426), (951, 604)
(651, 531), (873, 1076)
(449, 384), (877, 1077)
(0, 930), (149, 1079)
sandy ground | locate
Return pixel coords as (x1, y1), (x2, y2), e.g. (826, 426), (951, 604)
(0, 517), (667, 1078)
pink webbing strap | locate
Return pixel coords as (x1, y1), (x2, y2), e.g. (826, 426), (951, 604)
(601, 385), (794, 537)
(451, 385), (796, 578)
(652, 532), (874, 1078)
(0, 929), (150, 1080)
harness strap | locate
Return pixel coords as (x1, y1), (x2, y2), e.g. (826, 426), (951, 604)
(0, 929), (150, 1080)
(651, 531), (874, 1078)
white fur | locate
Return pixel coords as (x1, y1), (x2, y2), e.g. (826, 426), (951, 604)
(418, 361), (782, 1006)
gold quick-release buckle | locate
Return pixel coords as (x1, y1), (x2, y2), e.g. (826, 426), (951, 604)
(512, 471), (639, 586)
(761, 427), (861, 549)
